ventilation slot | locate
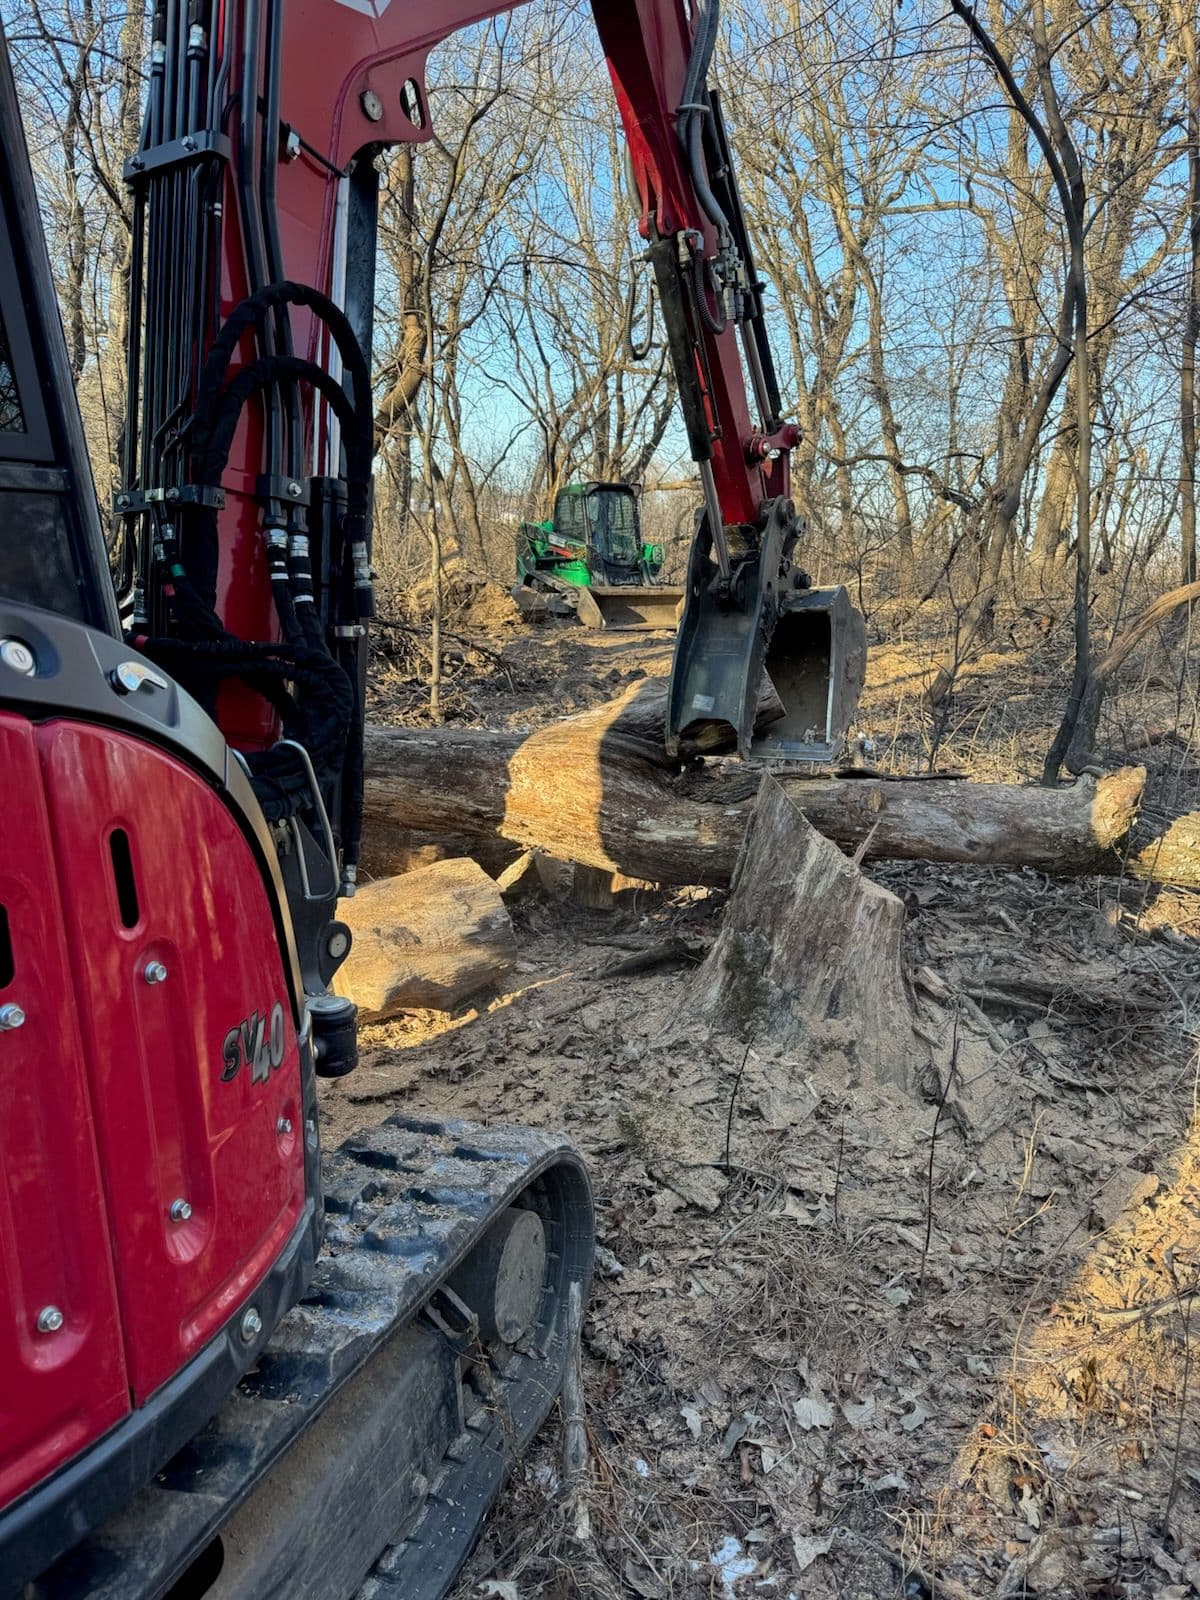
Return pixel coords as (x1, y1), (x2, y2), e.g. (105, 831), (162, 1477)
(109, 829), (140, 928)
(0, 905), (12, 988)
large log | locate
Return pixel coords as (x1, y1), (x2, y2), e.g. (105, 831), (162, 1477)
(334, 858), (516, 1020)
(362, 681), (1193, 888)
(690, 775), (923, 1089)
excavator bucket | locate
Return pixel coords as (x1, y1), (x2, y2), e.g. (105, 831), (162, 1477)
(667, 510), (865, 761)
(576, 583), (684, 631)
(749, 585), (867, 762)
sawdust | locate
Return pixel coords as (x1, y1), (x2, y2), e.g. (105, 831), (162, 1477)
(323, 620), (1200, 1599)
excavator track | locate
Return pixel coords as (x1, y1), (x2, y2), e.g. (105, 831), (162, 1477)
(30, 1114), (593, 1600)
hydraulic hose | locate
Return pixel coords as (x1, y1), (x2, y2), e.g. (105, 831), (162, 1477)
(236, 0), (286, 529)
(676, 0), (731, 241)
(194, 283), (372, 446)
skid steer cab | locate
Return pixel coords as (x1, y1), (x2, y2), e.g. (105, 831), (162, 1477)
(513, 482), (685, 631)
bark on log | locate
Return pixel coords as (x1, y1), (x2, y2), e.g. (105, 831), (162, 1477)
(690, 776), (923, 1089)
(334, 858), (516, 1021)
(362, 680), (1194, 887)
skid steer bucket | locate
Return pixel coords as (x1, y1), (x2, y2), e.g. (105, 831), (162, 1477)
(576, 583), (684, 631)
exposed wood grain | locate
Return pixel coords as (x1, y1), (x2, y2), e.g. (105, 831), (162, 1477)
(335, 858), (516, 1020)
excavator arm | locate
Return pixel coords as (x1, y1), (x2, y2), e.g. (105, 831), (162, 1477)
(121, 0), (863, 800)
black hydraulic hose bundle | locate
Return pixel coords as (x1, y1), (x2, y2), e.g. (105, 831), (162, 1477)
(675, 0), (730, 245)
(164, 348), (367, 811)
(674, 0), (740, 335)
(121, 0), (374, 880)
(198, 282), (375, 880)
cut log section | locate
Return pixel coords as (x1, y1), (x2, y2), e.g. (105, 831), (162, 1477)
(334, 858), (517, 1021)
(361, 681), (1190, 887)
(690, 776), (923, 1089)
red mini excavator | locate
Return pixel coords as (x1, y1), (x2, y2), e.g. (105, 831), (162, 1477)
(0, 0), (864, 1592)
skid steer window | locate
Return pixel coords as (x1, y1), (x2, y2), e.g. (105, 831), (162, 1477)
(558, 491), (585, 544)
(0, 310), (23, 432)
(589, 491), (637, 564)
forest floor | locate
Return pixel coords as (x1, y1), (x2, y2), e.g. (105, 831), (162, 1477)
(323, 595), (1200, 1599)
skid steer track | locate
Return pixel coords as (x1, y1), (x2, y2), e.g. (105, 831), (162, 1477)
(31, 1115), (593, 1600)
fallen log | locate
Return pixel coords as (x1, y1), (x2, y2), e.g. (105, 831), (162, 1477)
(691, 775), (924, 1089)
(361, 680), (1194, 888)
(334, 858), (516, 1021)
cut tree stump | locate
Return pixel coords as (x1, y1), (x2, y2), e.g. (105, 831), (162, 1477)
(689, 775), (923, 1088)
(360, 680), (1187, 887)
(334, 858), (516, 1021)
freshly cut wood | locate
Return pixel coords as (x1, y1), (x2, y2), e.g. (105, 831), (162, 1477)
(334, 858), (516, 1021)
(1125, 808), (1200, 889)
(361, 681), (1186, 886)
(495, 849), (543, 900)
(690, 775), (922, 1089)
(573, 865), (617, 910)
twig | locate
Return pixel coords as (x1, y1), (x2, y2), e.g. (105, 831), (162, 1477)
(1165, 1263), (1197, 1536)
(920, 1009), (960, 1299)
(849, 819), (881, 869)
(561, 1281), (588, 1493)
(715, 1177), (787, 1248)
(558, 1283), (622, 1600)
(1088, 1282), (1200, 1327)
(722, 1041), (753, 1177)
(598, 936), (702, 978)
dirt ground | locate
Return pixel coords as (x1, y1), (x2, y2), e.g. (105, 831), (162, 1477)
(326, 598), (1200, 1599)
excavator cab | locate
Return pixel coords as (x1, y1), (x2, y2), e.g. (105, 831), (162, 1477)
(0, 75), (119, 637)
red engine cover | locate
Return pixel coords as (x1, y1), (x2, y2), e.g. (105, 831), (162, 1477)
(0, 718), (129, 1509)
(1, 710), (306, 1500)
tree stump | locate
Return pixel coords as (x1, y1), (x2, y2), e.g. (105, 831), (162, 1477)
(334, 858), (517, 1021)
(689, 775), (923, 1089)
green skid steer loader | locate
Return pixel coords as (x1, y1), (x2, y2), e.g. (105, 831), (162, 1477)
(512, 481), (683, 631)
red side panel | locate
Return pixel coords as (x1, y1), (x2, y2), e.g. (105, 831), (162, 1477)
(0, 716), (129, 1506)
(36, 721), (306, 1403)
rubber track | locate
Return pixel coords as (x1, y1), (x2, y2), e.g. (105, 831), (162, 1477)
(35, 1113), (593, 1600)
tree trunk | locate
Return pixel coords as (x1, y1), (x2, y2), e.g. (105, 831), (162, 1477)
(1065, 579), (1200, 773)
(689, 776), (923, 1090)
(334, 859), (516, 1021)
(861, 259), (915, 593)
(358, 682), (1190, 887)
(1179, 0), (1199, 586)
(1030, 409), (1076, 575)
